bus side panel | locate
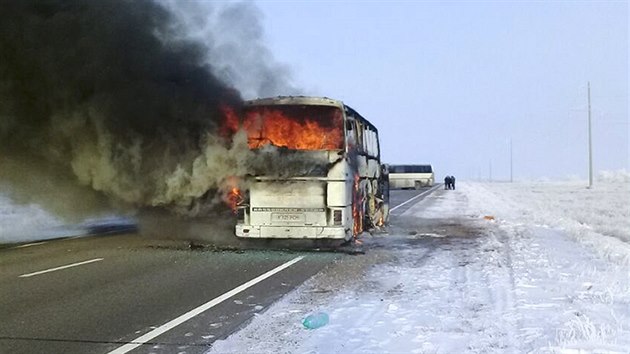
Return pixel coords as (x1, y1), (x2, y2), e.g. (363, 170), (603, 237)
(388, 173), (434, 189)
(389, 174), (412, 189)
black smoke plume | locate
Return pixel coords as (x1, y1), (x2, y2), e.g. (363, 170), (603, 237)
(0, 0), (282, 217)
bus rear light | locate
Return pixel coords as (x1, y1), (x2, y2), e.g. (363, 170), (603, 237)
(333, 210), (342, 225)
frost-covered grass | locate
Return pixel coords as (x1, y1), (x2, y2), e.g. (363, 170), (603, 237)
(472, 172), (629, 242)
(461, 170), (630, 264)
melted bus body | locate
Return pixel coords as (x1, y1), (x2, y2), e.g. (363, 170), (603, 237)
(388, 164), (434, 189)
(234, 96), (388, 241)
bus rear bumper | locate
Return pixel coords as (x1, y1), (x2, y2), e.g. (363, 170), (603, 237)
(236, 225), (349, 239)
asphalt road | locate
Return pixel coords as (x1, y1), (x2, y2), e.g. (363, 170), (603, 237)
(0, 186), (439, 354)
(389, 184), (441, 216)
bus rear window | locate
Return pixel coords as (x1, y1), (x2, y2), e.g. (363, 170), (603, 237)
(243, 105), (344, 150)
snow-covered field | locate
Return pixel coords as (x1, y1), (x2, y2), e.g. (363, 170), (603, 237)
(207, 172), (630, 353)
(0, 197), (133, 244)
(463, 172), (630, 265)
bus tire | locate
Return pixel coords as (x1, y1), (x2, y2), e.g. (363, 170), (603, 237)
(414, 181), (422, 190)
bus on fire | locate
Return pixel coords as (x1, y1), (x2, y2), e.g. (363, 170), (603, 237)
(229, 96), (389, 241)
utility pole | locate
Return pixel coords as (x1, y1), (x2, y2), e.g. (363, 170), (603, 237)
(510, 139), (513, 183)
(587, 82), (593, 188)
(489, 159), (492, 182)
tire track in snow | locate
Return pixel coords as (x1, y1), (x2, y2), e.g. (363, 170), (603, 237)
(483, 227), (520, 351)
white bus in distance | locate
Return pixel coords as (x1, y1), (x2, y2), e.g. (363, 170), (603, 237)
(388, 164), (434, 190)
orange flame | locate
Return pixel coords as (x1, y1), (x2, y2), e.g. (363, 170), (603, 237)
(222, 176), (244, 213)
(226, 187), (243, 214)
(219, 104), (240, 139)
(352, 174), (363, 236)
(243, 106), (344, 150)
(220, 104), (344, 151)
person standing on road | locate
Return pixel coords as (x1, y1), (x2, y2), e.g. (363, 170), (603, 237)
(450, 176), (456, 190)
(444, 176), (451, 190)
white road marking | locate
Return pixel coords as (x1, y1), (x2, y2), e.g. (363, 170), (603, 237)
(390, 184), (442, 213)
(14, 241), (49, 249)
(19, 258), (104, 278)
(107, 255), (305, 354)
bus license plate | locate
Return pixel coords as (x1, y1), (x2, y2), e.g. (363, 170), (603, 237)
(272, 213), (305, 223)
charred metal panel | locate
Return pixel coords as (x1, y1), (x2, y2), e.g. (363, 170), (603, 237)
(367, 159), (381, 177)
(245, 96), (343, 108)
(327, 157), (353, 180)
(357, 155), (368, 177)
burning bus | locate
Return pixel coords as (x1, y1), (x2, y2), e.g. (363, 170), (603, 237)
(228, 96), (389, 241)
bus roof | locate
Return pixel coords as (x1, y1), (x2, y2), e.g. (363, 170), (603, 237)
(245, 96), (344, 108)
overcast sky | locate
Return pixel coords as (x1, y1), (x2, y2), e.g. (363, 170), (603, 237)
(252, 1), (628, 180)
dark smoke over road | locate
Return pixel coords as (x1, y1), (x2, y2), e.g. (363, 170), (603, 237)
(0, 0), (294, 218)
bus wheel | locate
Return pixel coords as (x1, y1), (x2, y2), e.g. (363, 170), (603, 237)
(414, 181), (422, 190)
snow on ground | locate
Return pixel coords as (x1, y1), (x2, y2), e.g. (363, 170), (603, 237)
(459, 171), (630, 265)
(0, 194), (134, 244)
(0, 195), (78, 244)
(207, 173), (630, 354)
